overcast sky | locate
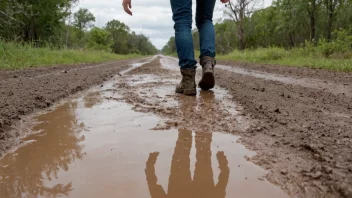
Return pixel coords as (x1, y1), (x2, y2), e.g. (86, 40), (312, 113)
(76, 0), (273, 49)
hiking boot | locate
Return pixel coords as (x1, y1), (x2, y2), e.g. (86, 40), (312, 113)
(175, 69), (196, 96)
(199, 56), (215, 90)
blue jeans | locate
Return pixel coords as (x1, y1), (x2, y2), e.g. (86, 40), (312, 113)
(170, 0), (216, 70)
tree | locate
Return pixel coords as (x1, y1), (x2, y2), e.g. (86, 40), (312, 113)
(214, 21), (236, 54)
(0, 0), (77, 44)
(323, 0), (339, 41)
(162, 37), (176, 55)
(73, 8), (95, 39)
(307, 0), (322, 42)
(105, 20), (130, 54)
(225, 0), (256, 50)
(87, 27), (112, 51)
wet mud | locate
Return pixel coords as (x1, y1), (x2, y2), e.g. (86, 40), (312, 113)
(0, 55), (351, 197)
(109, 56), (352, 197)
(217, 65), (352, 97)
(214, 62), (352, 197)
(0, 74), (288, 198)
(217, 60), (352, 84)
(0, 57), (152, 156)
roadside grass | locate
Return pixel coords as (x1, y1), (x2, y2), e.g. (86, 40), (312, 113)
(217, 47), (352, 71)
(0, 41), (144, 69)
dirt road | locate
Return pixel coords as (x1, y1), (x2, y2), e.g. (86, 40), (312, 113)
(0, 55), (351, 197)
(0, 57), (151, 154)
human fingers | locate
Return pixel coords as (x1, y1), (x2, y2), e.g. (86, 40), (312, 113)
(122, 0), (132, 15)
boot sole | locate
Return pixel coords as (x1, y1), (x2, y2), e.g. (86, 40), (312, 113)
(183, 89), (196, 95)
(175, 88), (183, 93)
(175, 88), (196, 96)
(199, 72), (215, 90)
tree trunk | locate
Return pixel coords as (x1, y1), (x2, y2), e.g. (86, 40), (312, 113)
(289, 32), (295, 48)
(24, 18), (36, 42)
(238, 1), (246, 50)
(326, 0), (335, 41)
(309, 0), (316, 42)
(238, 26), (245, 50)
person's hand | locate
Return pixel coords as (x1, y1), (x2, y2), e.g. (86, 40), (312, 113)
(220, 0), (230, 3)
(122, 0), (132, 16)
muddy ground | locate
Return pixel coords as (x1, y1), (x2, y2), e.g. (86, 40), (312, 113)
(0, 55), (351, 197)
(0, 57), (151, 155)
(214, 64), (352, 197)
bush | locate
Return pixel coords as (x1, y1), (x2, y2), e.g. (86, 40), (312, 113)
(318, 29), (352, 58)
(87, 27), (113, 52)
(262, 47), (286, 60)
(0, 40), (143, 69)
(318, 38), (335, 58)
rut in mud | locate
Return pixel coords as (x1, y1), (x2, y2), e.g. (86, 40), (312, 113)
(0, 55), (351, 198)
(0, 57), (289, 198)
(0, 57), (151, 155)
(109, 56), (352, 198)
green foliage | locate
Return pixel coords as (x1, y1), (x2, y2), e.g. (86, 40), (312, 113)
(162, 0), (352, 70)
(87, 27), (113, 51)
(218, 47), (352, 71)
(73, 8), (96, 43)
(0, 0), (77, 44)
(104, 20), (157, 55)
(0, 1), (158, 60)
(105, 20), (130, 54)
(73, 8), (96, 32)
(163, 0), (351, 52)
(161, 36), (176, 54)
(0, 40), (143, 69)
(318, 29), (352, 58)
(318, 38), (335, 57)
(215, 21), (236, 54)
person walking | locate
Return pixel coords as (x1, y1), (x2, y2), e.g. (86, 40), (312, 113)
(122, 0), (229, 96)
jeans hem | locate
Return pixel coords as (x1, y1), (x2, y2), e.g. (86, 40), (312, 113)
(180, 65), (197, 70)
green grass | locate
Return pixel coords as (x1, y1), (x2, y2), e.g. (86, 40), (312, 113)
(0, 41), (144, 69)
(217, 47), (352, 71)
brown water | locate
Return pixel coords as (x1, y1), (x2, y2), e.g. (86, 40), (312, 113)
(0, 59), (290, 198)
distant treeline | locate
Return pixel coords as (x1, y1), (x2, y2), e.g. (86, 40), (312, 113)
(162, 0), (352, 57)
(0, 0), (158, 55)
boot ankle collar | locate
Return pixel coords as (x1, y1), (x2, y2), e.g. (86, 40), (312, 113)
(200, 56), (216, 66)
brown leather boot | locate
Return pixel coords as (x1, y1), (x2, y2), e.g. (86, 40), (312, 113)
(175, 69), (196, 96)
(199, 56), (215, 90)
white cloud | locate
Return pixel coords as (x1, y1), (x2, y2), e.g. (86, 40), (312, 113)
(76, 0), (272, 49)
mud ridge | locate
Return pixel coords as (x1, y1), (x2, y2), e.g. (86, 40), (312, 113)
(112, 57), (249, 134)
(112, 56), (352, 197)
(215, 67), (352, 197)
(217, 60), (352, 84)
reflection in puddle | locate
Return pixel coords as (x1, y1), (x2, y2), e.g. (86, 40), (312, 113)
(146, 129), (229, 198)
(0, 102), (85, 198)
(84, 91), (103, 108)
(0, 59), (289, 198)
(0, 86), (289, 198)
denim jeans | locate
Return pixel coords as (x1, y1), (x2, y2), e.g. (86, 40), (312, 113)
(170, 0), (216, 70)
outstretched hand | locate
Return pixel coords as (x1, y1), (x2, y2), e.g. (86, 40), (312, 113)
(122, 0), (132, 16)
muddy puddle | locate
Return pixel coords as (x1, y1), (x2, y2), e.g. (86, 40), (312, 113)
(0, 58), (290, 198)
